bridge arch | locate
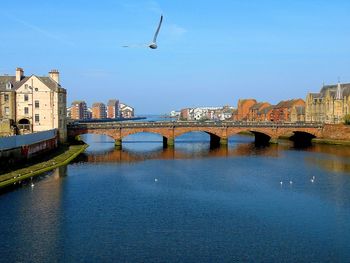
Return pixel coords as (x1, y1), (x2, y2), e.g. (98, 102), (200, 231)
(226, 128), (276, 145)
(289, 131), (316, 146)
(174, 128), (224, 147)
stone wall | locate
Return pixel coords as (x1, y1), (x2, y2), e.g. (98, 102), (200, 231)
(321, 124), (350, 141)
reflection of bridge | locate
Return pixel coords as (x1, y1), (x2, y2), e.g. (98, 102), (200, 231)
(83, 143), (280, 164)
(67, 121), (325, 148)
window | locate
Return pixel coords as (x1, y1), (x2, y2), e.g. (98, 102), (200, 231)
(24, 94), (29, 101)
(35, 114), (40, 123)
(25, 84), (28, 89)
(35, 100), (40, 108)
(24, 107), (29, 114)
(4, 94), (9, 102)
(35, 88), (38, 91)
(6, 82), (12, 90)
(5, 107), (9, 115)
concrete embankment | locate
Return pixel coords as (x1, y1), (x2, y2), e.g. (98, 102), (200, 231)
(0, 144), (88, 189)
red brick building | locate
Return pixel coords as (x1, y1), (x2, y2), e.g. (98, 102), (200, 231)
(92, 102), (107, 119)
(107, 99), (119, 119)
(247, 102), (271, 121)
(70, 100), (88, 120)
(180, 108), (191, 120)
(233, 99), (257, 121)
(257, 105), (274, 121)
(270, 99), (305, 122)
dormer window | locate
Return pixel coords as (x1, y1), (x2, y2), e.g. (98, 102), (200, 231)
(6, 82), (12, 90)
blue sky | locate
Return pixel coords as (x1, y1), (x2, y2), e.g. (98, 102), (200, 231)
(1, 0), (350, 114)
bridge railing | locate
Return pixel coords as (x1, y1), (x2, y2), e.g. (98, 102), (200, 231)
(67, 121), (324, 130)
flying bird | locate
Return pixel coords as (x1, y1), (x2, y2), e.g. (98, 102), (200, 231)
(122, 15), (163, 49)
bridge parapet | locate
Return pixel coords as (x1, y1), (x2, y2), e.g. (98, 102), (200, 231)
(67, 121), (324, 130)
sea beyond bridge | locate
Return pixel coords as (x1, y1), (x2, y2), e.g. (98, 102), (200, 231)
(66, 120), (341, 148)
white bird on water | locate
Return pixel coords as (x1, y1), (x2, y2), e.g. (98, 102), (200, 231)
(280, 181), (283, 186)
(123, 15), (163, 49)
(154, 178), (158, 182)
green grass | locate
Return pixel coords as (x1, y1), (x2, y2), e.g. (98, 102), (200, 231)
(0, 144), (88, 189)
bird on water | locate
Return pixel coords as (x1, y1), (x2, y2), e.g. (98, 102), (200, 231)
(122, 15), (163, 49)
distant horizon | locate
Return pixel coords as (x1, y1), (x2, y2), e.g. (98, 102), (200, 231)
(1, 0), (350, 113)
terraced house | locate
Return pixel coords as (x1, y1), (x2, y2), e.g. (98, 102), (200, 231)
(305, 82), (350, 123)
(0, 68), (67, 141)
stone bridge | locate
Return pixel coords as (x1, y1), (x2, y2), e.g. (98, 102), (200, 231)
(67, 121), (327, 148)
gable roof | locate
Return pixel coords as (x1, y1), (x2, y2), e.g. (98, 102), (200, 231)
(0, 74), (65, 93)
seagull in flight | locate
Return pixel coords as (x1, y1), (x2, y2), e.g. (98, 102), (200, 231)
(123, 15), (163, 49)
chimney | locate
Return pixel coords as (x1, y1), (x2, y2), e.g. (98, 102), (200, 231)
(49, 69), (60, 84)
(16, 67), (24, 82)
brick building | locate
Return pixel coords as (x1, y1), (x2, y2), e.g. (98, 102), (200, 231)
(270, 99), (305, 122)
(107, 99), (119, 119)
(257, 105), (274, 121)
(233, 99), (257, 121)
(247, 102), (271, 121)
(70, 100), (88, 120)
(92, 102), (107, 119)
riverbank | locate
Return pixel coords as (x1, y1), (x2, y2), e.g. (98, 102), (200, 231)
(0, 143), (88, 189)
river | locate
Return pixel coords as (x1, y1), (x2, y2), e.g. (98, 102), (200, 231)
(1, 132), (350, 262)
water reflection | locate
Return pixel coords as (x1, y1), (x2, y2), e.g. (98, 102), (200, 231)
(78, 142), (282, 164)
(0, 166), (67, 262)
(76, 134), (350, 175)
(2, 134), (350, 262)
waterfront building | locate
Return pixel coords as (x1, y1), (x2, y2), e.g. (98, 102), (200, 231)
(107, 99), (119, 119)
(247, 102), (271, 121)
(233, 99), (257, 121)
(179, 106), (234, 121)
(92, 102), (107, 119)
(120, 103), (134, 118)
(257, 105), (274, 122)
(270, 99), (305, 122)
(290, 105), (306, 122)
(0, 68), (67, 141)
(70, 101), (88, 120)
(180, 108), (191, 120)
(305, 82), (350, 123)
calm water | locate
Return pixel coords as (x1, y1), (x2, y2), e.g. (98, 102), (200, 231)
(1, 132), (350, 262)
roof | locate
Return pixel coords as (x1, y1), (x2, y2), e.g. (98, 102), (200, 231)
(37, 76), (61, 91)
(0, 76), (16, 91)
(250, 102), (270, 110)
(0, 74), (65, 93)
(274, 99), (304, 109)
(310, 83), (350, 99)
